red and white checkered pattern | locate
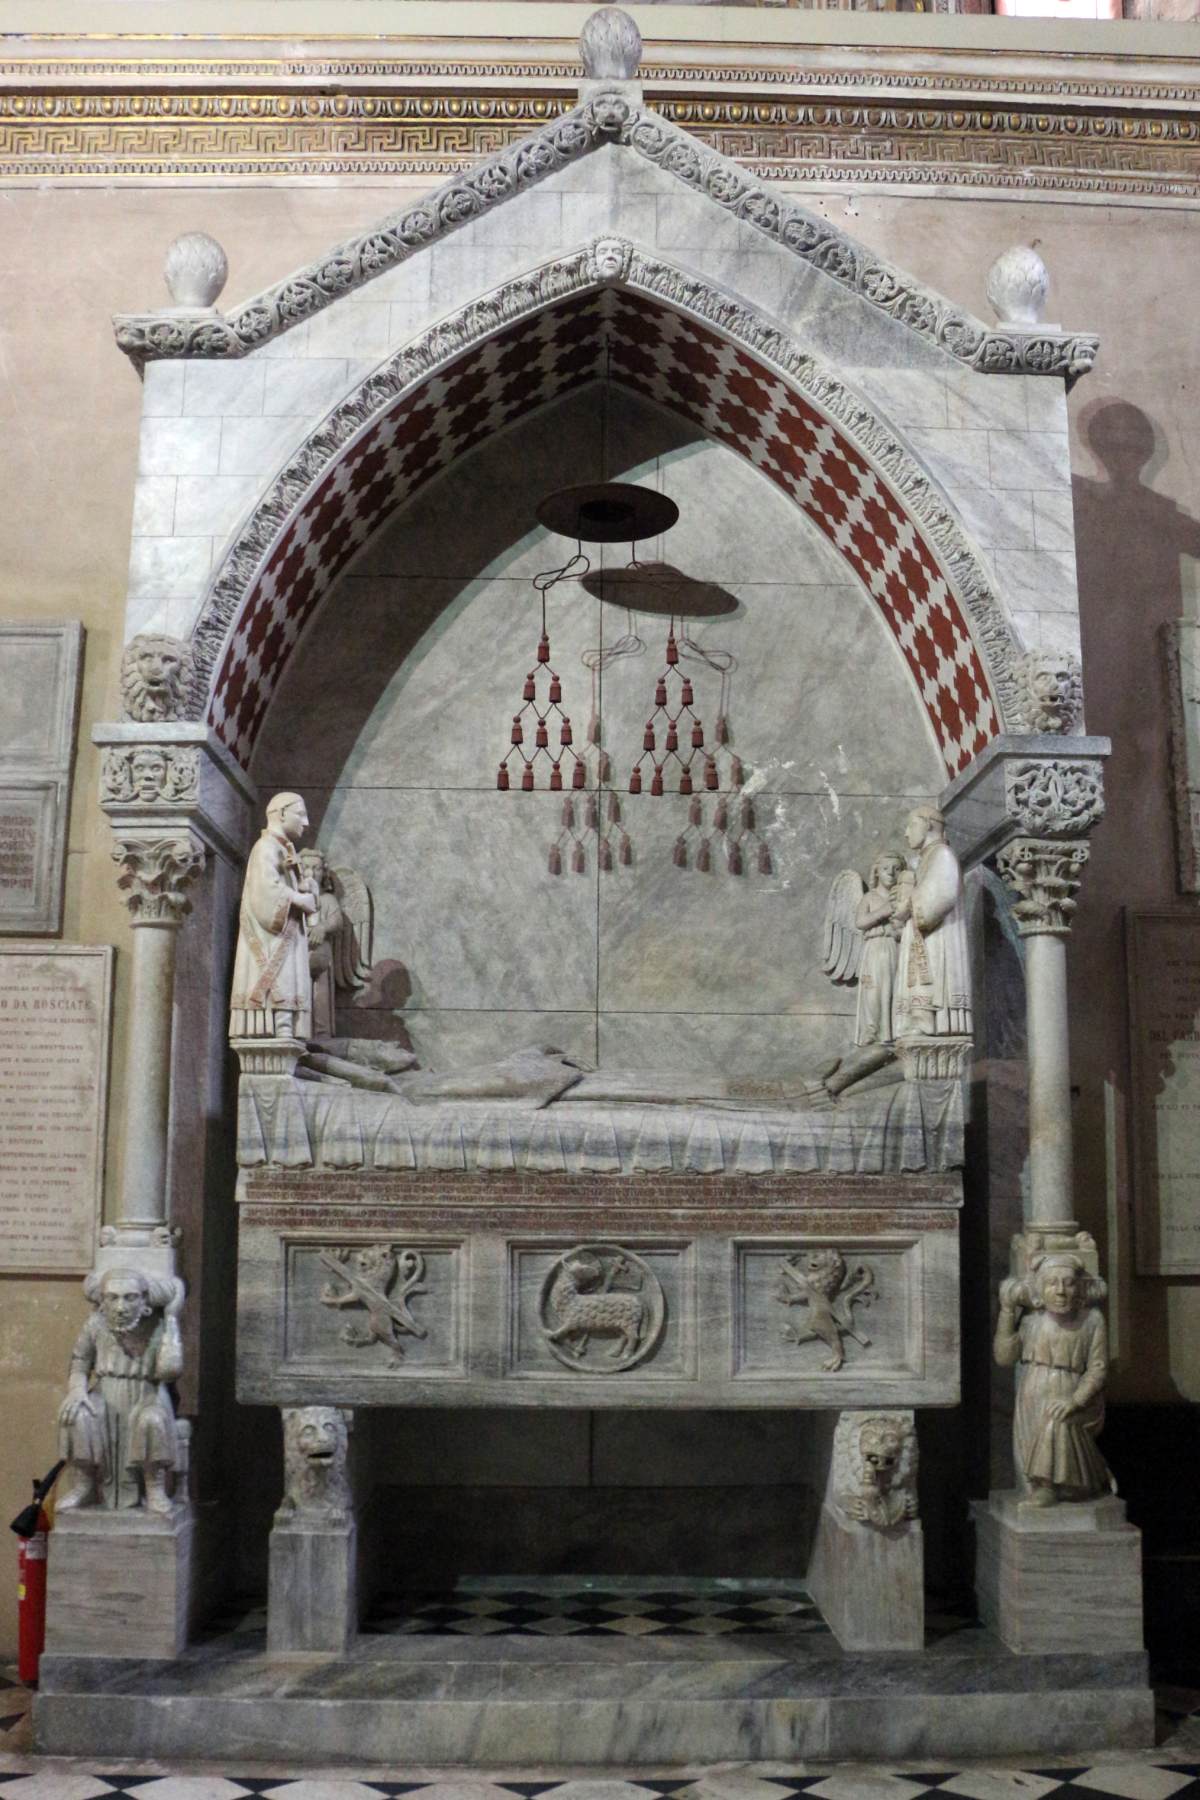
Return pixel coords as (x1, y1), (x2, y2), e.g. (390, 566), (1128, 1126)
(208, 289), (999, 775)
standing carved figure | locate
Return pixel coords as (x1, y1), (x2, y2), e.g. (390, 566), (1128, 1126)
(56, 1267), (184, 1514)
(298, 848), (374, 1039)
(892, 805), (971, 1038)
(823, 850), (911, 1048)
(230, 792), (319, 1043)
(995, 1254), (1114, 1507)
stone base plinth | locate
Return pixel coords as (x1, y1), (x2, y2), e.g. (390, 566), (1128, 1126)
(44, 1505), (193, 1660)
(231, 1035), (302, 1077)
(973, 1491), (1144, 1654)
(896, 1035), (972, 1083)
(808, 1505), (923, 1650)
(268, 1520), (357, 1654)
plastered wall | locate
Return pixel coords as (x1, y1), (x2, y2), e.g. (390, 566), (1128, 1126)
(2, 163), (1198, 1652)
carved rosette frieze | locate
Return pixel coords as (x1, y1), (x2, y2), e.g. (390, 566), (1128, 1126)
(539, 1244), (665, 1372)
(111, 830), (205, 925)
(101, 745), (200, 808)
(1004, 758), (1105, 838)
(994, 837), (1089, 937)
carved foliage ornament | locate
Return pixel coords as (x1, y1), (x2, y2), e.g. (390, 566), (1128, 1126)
(994, 837), (1089, 937)
(182, 240), (1029, 742)
(318, 1244), (428, 1366)
(832, 1411), (919, 1529)
(774, 1248), (875, 1372)
(101, 745), (199, 808)
(1005, 759), (1105, 838)
(113, 95), (1098, 380)
(111, 830), (205, 923)
(539, 1243), (665, 1373)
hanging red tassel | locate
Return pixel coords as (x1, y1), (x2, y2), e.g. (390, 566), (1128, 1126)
(741, 797), (755, 830)
(692, 722), (704, 749)
(758, 843), (772, 875)
(523, 676), (536, 702)
(598, 751), (612, 784)
(650, 767), (664, 797)
(588, 714), (601, 746)
(535, 720), (548, 748)
(704, 759), (718, 791)
(679, 768), (693, 795)
(537, 633), (550, 664)
(585, 795), (599, 832)
(571, 842), (586, 875)
(549, 676), (562, 704)
(572, 760), (586, 790)
(730, 756), (744, 787)
(714, 796), (728, 832)
(619, 833), (632, 866)
(728, 842), (743, 875)
(696, 839), (711, 873)
(681, 680), (694, 707)
(630, 767), (642, 795)
(560, 719), (573, 746)
(561, 797), (575, 829)
(715, 715), (729, 745)
(548, 844), (562, 876)
(599, 839), (614, 871)
(550, 763), (563, 791)
(511, 718), (523, 745)
(643, 724), (656, 752)
(608, 793), (621, 825)
(497, 765), (510, 791)
(673, 836), (687, 868)
(665, 723), (678, 753)
(655, 679), (668, 707)
(688, 795), (703, 827)
(666, 632), (679, 666)
(521, 765), (535, 792)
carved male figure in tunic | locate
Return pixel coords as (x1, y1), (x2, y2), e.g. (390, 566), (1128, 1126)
(57, 1267), (184, 1514)
(892, 804), (971, 1038)
(230, 792), (319, 1043)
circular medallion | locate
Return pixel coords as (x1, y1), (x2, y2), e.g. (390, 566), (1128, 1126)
(539, 1243), (666, 1374)
(535, 482), (679, 546)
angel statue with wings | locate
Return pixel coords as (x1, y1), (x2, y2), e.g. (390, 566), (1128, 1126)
(298, 848), (374, 1039)
(813, 849), (912, 1099)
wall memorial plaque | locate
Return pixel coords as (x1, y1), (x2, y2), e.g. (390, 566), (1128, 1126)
(0, 620), (84, 934)
(1127, 908), (1200, 1275)
(0, 944), (112, 1273)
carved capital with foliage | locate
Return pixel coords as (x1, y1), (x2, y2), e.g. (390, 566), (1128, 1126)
(111, 830), (205, 925)
(994, 836), (1089, 937)
(1004, 757), (1105, 838)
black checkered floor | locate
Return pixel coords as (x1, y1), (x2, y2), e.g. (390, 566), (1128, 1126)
(362, 1587), (834, 1637)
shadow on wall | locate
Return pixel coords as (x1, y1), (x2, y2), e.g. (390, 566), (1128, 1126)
(1069, 398), (1200, 1405)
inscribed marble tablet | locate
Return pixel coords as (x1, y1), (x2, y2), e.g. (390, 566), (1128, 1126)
(1127, 909), (1200, 1274)
(0, 944), (112, 1273)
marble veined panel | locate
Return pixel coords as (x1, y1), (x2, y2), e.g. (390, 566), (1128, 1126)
(596, 790), (932, 1017)
(309, 786), (599, 1015)
(596, 1011), (851, 1080)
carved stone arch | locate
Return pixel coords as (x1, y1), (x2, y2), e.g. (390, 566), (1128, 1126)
(187, 238), (1028, 777)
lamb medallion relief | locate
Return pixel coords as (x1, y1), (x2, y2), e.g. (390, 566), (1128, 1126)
(539, 1244), (666, 1373)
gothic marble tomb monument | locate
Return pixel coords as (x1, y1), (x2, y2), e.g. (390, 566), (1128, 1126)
(35, 6), (1147, 1769)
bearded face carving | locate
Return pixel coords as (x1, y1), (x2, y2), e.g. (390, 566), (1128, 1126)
(121, 634), (195, 723)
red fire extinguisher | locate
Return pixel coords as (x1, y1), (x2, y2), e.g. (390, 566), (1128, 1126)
(11, 1461), (63, 1686)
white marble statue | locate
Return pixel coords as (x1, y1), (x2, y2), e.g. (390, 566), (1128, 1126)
(230, 792), (319, 1043)
(995, 1254), (1114, 1507)
(892, 805), (971, 1038)
(298, 848), (374, 1039)
(823, 850), (911, 1048)
(831, 1412), (919, 1529)
(57, 1267), (184, 1514)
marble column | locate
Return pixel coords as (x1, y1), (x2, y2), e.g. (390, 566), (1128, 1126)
(110, 831), (205, 1244)
(992, 836), (1089, 1232)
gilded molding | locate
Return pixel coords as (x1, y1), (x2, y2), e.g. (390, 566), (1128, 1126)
(112, 92), (1097, 380)
(2, 83), (1200, 198)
